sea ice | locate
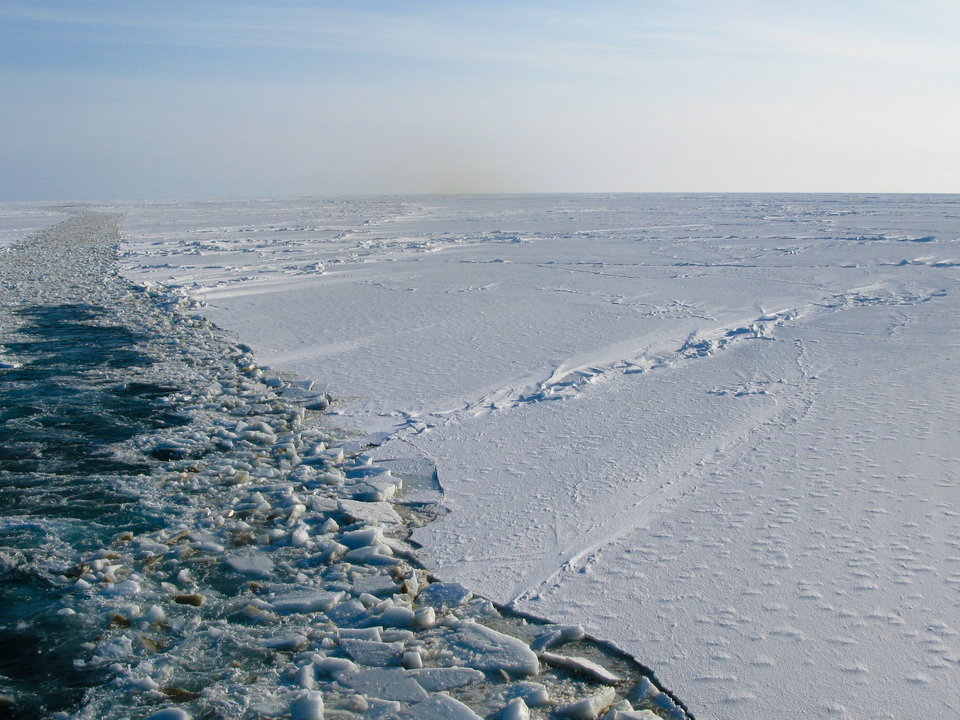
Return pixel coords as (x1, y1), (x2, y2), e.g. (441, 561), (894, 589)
(104, 194), (960, 719)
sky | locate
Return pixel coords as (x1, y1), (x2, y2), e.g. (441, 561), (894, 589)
(1, 0), (959, 200)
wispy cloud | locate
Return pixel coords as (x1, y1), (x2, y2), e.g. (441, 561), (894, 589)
(3, 0), (957, 77)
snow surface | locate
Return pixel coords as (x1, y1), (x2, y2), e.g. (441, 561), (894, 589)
(0, 204), (70, 248)
(114, 194), (960, 719)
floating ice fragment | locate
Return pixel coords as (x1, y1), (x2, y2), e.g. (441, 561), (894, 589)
(352, 575), (397, 598)
(347, 466), (393, 480)
(97, 636), (134, 660)
(444, 621), (540, 676)
(224, 555), (274, 578)
(417, 582), (473, 609)
(338, 500), (403, 527)
(413, 607), (436, 630)
(316, 540), (348, 562)
(530, 625), (585, 651)
(343, 546), (401, 566)
(339, 638), (403, 666)
(339, 627), (382, 641)
(402, 649), (423, 669)
(538, 652), (622, 684)
(340, 527), (384, 549)
(607, 711), (659, 720)
(271, 591), (343, 614)
(648, 692), (685, 720)
(378, 606), (415, 628)
(502, 697), (530, 720)
(144, 709), (191, 720)
(336, 668), (428, 702)
(297, 663), (315, 690)
(290, 691), (324, 720)
(312, 655), (357, 677)
(325, 598), (368, 626)
(558, 686), (616, 719)
(143, 605), (165, 623)
(394, 692), (482, 719)
(128, 676), (160, 691)
(381, 629), (415, 643)
(263, 634), (308, 651)
(634, 677), (659, 703)
(502, 681), (550, 706)
(409, 667), (485, 692)
(348, 482), (396, 502)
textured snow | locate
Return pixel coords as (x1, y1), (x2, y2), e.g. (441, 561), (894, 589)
(0, 205), (69, 248)
(114, 194), (960, 719)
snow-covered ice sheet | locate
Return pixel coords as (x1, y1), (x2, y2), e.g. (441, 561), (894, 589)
(0, 204), (70, 248)
(113, 194), (960, 719)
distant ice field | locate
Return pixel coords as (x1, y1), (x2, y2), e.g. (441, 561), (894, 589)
(0, 204), (69, 249)
(114, 194), (960, 720)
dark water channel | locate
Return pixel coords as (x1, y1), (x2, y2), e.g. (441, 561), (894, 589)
(0, 303), (187, 718)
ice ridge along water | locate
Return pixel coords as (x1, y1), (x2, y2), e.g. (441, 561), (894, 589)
(0, 213), (689, 719)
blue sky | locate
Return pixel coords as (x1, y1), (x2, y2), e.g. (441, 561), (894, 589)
(1, 1), (958, 200)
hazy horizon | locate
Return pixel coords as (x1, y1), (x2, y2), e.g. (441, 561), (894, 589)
(3, 1), (959, 201)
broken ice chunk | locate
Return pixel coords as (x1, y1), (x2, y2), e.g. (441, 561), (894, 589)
(290, 690), (324, 720)
(100, 580), (141, 597)
(338, 627), (382, 641)
(502, 681), (550, 707)
(343, 546), (401, 566)
(378, 606), (415, 628)
(335, 667), (428, 703)
(530, 625), (586, 651)
(409, 667), (485, 692)
(325, 598), (368, 626)
(270, 591), (343, 614)
(413, 607), (436, 629)
(223, 555), (274, 578)
(608, 710), (660, 720)
(352, 574), (398, 598)
(144, 708), (191, 720)
(558, 686), (616, 719)
(648, 692), (686, 720)
(347, 481), (397, 502)
(444, 621), (540, 676)
(340, 527), (384, 549)
(296, 663), (315, 690)
(338, 500), (403, 527)
(263, 634), (308, 651)
(633, 677), (665, 706)
(392, 692), (483, 720)
(339, 639), (403, 667)
(502, 697), (530, 720)
(403, 649), (423, 669)
(417, 582), (473, 609)
(538, 652), (622, 684)
(312, 655), (357, 677)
